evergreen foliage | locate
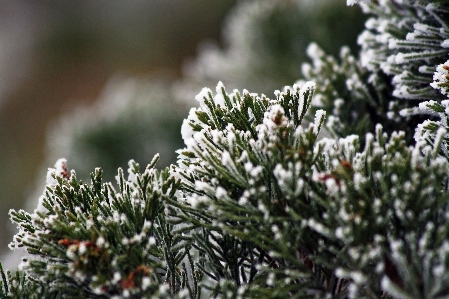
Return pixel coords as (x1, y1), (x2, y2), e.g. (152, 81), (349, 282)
(3, 0), (449, 298)
(300, 43), (385, 142)
(5, 156), (196, 298)
(357, 0), (449, 101)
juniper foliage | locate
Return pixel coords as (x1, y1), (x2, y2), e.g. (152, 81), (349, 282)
(2, 0), (449, 298)
(3, 157), (198, 299)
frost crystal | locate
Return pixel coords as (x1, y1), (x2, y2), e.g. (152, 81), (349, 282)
(347, 0), (368, 6)
(431, 61), (449, 97)
(46, 158), (69, 186)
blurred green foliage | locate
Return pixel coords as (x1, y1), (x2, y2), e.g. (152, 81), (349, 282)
(46, 77), (189, 183)
(176, 0), (365, 97)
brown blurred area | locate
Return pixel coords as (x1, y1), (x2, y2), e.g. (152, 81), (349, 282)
(0, 0), (236, 256)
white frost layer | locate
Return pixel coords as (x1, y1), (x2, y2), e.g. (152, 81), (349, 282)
(195, 87), (211, 106)
(181, 108), (200, 148)
(214, 81), (226, 107)
(431, 60), (449, 96)
(46, 158), (68, 186)
(347, 0), (369, 6)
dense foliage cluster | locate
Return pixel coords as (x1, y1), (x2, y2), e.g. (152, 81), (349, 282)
(2, 0), (449, 298)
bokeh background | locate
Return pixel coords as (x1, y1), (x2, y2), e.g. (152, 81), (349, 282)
(0, 0), (365, 268)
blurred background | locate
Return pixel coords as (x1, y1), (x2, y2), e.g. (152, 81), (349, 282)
(0, 0), (365, 268)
